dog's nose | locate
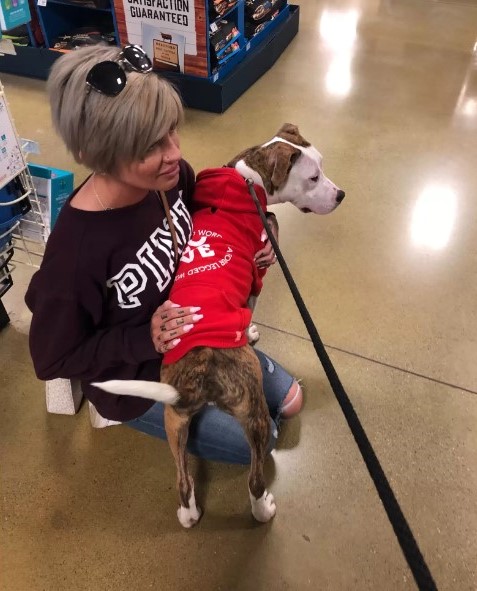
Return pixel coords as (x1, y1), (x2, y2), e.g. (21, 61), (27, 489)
(336, 190), (346, 203)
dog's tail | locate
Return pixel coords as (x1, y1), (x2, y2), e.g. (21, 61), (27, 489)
(91, 380), (179, 404)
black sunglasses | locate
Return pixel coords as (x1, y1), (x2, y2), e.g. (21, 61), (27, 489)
(86, 45), (153, 97)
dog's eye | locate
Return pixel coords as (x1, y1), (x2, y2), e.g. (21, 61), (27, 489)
(310, 175), (320, 182)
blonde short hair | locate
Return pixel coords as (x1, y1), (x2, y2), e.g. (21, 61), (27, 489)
(47, 45), (184, 173)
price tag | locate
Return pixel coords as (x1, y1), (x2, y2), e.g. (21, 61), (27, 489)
(246, 42), (251, 51)
(38, 0), (47, 7)
(210, 22), (218, 33)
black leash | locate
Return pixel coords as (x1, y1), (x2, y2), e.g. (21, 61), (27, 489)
(247, 179), (438, 591)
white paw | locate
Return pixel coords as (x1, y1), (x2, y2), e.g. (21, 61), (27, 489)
(250, 489), (276, 523)
(177, 490), (201, 528)
(177, 504), (202, 528)
(247, 324), (260, 345)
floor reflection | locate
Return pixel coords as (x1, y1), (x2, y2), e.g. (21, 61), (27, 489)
(454, 47), (477, 125)
(319, 8), (361, 98)
(411, 185), (457, 251)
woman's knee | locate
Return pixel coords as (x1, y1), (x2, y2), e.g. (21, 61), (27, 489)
(281, 380), (304, 418)
(224, 417), (278, 465)
(126, 400), (279, 466)
(254, 349), (302, 419)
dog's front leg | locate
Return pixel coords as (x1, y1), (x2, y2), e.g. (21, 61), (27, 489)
(246, 295), (260, 345)
(164, 405), (201, 528)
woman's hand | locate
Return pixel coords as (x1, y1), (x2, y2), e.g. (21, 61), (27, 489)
(150, 300), (203, 354)
(254, 213), (279, 269)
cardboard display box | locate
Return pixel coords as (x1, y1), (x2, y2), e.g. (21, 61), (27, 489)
(20, 163), (74, 242)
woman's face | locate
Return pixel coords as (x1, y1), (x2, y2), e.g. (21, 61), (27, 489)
(117, 129), (182, 192)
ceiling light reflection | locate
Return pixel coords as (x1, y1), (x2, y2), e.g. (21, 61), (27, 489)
(411, 185), (457, 250)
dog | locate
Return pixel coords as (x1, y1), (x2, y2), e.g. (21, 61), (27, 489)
(93, 124), (345, 528)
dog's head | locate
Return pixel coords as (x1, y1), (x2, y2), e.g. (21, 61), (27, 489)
(229, 124), (345, 214)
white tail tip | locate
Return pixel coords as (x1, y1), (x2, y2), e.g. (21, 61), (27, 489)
(91, 380), (179, 405)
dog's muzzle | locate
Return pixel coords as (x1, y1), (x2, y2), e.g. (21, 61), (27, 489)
(300, 189), (345, 214)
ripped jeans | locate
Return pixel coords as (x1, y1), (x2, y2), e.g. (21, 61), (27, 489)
(126, 350), (294, 464)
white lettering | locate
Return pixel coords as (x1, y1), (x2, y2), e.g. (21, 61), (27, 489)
(219, 253), (232, 266)
(107, 197), (192, 309)
(186, 262), (221, 275)
(170, 196), (192, 248)
(107, 264), (148, 309)
(180, 236), (215, 264)
(137, 238), (172, 292)
(198, 229), (222, 238)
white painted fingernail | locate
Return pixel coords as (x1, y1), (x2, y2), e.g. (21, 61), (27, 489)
(170, 303), (181, 308)
(190, 306), (201, 313)
(182, 324), (194, 332)
(171, 338), (181, 347)
(192, 314), (203, 322)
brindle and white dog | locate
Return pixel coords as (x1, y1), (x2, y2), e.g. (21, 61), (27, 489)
(94, 124), (345, 528)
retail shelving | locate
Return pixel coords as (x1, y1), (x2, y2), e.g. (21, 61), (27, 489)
(0, 1), (299, 112)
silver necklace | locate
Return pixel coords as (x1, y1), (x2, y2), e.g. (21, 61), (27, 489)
(92, 174), (113, 211)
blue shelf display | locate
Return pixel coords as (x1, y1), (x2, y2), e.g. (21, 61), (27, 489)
(35, 0), (118, 50)
(0, 0), (299, 112)
(206, 0), (290, 81)
(162, 4), (298, 112)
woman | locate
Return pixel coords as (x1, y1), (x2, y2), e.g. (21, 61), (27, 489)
(25, 44), (303, 464)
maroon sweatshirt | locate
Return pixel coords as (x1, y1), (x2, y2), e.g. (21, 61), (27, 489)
(25, 159), (195, 421)
(164, 168), (267, 364)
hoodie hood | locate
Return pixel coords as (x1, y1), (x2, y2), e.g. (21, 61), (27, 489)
(193, 168), (267, 214)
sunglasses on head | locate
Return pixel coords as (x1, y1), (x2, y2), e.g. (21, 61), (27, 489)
(86, 44), (153, 97)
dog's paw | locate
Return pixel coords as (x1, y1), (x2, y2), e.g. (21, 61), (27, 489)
(247, 323), (260, 345)
(177, 503), (202, 528)
(177, 490), (202, 528)
(250, 490), (276, 523)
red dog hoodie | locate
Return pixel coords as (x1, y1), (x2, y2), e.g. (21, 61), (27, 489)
(163, 168), (267, 365)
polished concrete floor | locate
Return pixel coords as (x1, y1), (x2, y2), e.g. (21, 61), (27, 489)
(1, 0), (477, 589)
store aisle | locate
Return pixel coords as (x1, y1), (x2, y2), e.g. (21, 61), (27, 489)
(1, 1), (477, 589)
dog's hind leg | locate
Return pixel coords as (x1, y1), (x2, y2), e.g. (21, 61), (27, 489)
(242, 409), (277, 523)
(164, 405), (201, 528)
(219, 347), (276, 523)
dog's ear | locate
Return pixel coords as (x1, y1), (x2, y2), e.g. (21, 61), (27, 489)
(267, 142), (301, 193)
(277, 123), (300, 137)
(276, 123), (311, 148)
